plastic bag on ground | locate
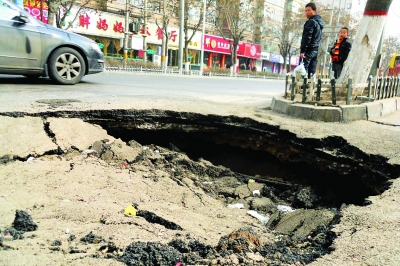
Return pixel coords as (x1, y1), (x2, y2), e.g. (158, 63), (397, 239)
(228, 203), (244, 209)
(277, 205), (295, 213)
(247, 210), (269, 225)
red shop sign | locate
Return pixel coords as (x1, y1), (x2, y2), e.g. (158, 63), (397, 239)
(203, 34), (232, 55)
(237, 42), (261, 59)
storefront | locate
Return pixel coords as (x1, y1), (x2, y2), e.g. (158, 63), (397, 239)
(203, 34), (232, 69)
(23, 0), (48, 23)
(64, 8), (201, 66)
(237, 42), (261, 71)
(64, 9), (129, 58)
(269, 53), (284, 74)
(260, 52), (299, 73)
(260, 52), (272, 72)
(140, 24), (201, 66)
(202, 35), (262, 71)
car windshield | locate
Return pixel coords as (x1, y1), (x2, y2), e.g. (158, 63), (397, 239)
(0, 0), (20, 18)
(0, 0), (42, 25)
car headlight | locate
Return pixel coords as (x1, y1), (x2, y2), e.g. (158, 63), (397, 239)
(91, 43), (102, 53)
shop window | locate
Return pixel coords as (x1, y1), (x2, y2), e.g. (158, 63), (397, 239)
(107, 41), (122, 57)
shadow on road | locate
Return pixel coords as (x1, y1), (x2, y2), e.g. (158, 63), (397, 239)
(0, 75), (96, 86)
(0, 76), (54, 85)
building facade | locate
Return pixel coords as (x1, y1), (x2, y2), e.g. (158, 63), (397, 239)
(19, 0), (317, 72)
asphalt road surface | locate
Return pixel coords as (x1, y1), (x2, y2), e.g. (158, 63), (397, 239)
(0, 72), (284, 112)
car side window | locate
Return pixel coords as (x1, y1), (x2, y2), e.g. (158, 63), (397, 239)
(0, 0), (23, 21)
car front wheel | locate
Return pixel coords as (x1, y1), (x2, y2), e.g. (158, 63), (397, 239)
(48, 47), (86, 85)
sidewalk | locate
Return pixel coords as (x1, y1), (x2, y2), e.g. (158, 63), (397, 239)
(271, 96), (400, 123)
(370, 110), (400, 126)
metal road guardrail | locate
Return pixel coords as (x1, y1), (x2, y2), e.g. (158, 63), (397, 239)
(104, 66), (285, 80)
(374, 76), (400, 100)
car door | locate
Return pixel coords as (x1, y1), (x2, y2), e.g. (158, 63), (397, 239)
(0, 0), (42, 72)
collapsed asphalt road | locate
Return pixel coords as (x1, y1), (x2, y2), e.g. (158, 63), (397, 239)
(1, 106), (400, 265)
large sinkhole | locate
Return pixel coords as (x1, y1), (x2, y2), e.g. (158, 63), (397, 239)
(7, 109), (400, 265)
(61, 109), (398, 209)
(104, 127), (374, 207)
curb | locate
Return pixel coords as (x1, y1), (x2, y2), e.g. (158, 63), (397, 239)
(271, 96), (400, 123)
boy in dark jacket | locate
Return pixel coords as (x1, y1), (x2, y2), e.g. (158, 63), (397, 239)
(300, 2), (324, 78)
(330, 27), (351, 79)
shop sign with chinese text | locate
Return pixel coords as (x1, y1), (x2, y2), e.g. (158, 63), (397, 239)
(65, 7), (201, 50)
(203, 34), (232, 55)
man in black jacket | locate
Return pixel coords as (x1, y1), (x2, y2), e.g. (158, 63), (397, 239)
(300, 2), (324, 78)
(330, 27), (352, 79)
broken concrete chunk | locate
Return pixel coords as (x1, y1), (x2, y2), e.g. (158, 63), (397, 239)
(128, 139), (142, 149)
(250, 197), (276, 213)
(46, 118), (115, 151)
(234, 184), (252, 199)
(293, 187), (319, 208)
(248, 182), (265, 193)
(0, 116), (57, 158)
(91, 141), (104, 155)
(100, 139), (141, 163)
(273, 209), (336, 239)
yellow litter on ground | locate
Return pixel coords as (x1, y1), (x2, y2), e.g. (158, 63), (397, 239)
(124, 205), (136, 216)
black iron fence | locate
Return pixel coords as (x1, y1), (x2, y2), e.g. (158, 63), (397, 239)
(285, 75), (400, 105)
(104, 65), (284, 80)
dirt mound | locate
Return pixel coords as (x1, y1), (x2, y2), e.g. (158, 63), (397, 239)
(118, 242), (182, 266)
(80, 231), (106, 244)
(12, 210), (37, 232)
(218, 228), (262, 255)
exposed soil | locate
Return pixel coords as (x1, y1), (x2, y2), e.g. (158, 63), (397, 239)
(1, 110), (400, 266)
(0, 141), (338, 265)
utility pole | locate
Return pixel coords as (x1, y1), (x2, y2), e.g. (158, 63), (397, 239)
(370, 27), (385, 77)
(336, 0), (343, 24)
(178, 0), (184, 74)
(161, 0), (167, 69)
(199, 0), (206, 76)
(143, 0), (147, 63)
(282, 0), (292, 74)
(322, 0), (335, 77)
(123, 0), (130, 68)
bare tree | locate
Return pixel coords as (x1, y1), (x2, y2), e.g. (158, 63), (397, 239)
(151, 0), (179, 67)
(47, 0), (102, 29)
(264, 1), (355, 74)
(381, 36), (400, 75)
(182, 0), (213, 64)
(213, 0), (257, 70)
(264, 3), (304, 73)
(337, 0), (394, 91)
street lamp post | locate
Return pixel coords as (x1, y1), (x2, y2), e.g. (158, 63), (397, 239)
(178, 0), (185, 74)
(336, 0), (343, 24)
(143, 0), (147, 63)
(199, 0), (206, 76)
(161, 0), (167, 69)
(123, 0), (130, 68)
